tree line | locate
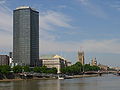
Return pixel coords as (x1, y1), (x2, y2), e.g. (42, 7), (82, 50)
(61, 62), (100, 75)
(0, 65), (57, 74)
(0, 62), (100, 75)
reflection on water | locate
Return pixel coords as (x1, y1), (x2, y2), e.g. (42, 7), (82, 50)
(0, 74), (120, 90)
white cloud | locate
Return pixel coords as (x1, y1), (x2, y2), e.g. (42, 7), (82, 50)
(77, 0), (107, 18)
(39, 10), (74, 41)
(40, 10), (73, 31)
(81, 39), (120, 54)
(79, 0), (89, 5)
(108, 1), (120, 11)
(58, 5), (67, 9)
(0, 32), (12, 52)
(0, 0), (6, 4)
(40, 39), (120, 54)
(0, 4), (12, 32)
(0, 3), (12, 53)
(40, 30), (57, 41)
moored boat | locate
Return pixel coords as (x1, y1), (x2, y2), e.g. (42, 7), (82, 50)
(58, 75), (64, 79)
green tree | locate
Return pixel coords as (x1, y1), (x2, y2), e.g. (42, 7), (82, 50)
(60, 67), (66, 74)
(40, 66), (47, 73)
(84, 64), (91, 71)
(61, 62), (82, 75)
(51, 67), (57, 74)
(61, 66), (71, 74)
(33, 67), (41, 73)
(91, 66), (100, 71)
(23, 66), (30, 72)
(70, 64), (81, 74)
(0, 65), (11, 74)
(75, 62), (82, 67)
(13, 65), (22, 73)
(47, 67), (57, 74)
(84, 64), (100, 71)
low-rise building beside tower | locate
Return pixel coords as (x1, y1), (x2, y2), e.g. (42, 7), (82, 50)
(40, 55), (71, 73)
(0, 55), (9, 65)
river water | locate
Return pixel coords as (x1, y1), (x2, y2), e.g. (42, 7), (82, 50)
(0, 74), (120, 90)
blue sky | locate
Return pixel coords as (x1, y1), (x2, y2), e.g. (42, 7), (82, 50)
(0, 0), (120, 66)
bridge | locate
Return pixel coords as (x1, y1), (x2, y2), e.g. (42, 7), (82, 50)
(84, 71), (117, 74)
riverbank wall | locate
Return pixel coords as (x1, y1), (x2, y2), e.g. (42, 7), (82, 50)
(0, 73), (99, 82)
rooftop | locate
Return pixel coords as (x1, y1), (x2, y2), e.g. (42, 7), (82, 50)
(16, 6), (37, 11)
(40, 54), (66, 60)
(40, 55), (55, 59)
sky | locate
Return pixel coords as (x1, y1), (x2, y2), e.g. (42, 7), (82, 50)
(0, 0), (120, 67)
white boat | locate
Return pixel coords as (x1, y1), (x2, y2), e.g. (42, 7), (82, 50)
(58, 75), (64, 80)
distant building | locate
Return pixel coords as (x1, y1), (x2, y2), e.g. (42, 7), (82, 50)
(9, 52), (14, 67)
(40, 55), (71, 73)
(13, 6), (39, 66)
(91, 58), (97, 66)
(9, 52), (13, 64)
(78, 51), (84, 65)
(0, 55), (9, 65)
(112, 67), (120, 71)
(98, 64), (109, 71)
(66, 61), (72, 66)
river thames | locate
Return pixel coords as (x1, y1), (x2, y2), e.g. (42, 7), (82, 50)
(0, 74), (120, 90)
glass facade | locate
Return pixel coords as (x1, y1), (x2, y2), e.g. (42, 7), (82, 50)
(13, 7), (39, 66)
